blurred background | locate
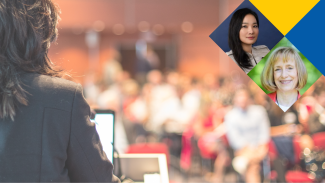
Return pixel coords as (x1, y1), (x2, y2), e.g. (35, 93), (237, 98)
(49, 0), (244, 80)
(49, 0), (325, 182)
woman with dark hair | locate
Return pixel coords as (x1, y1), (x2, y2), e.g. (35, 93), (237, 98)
(0, 0), (119, 182)
(227, 8), (270, 74)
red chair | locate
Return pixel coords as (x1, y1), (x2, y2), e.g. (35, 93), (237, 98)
(287, 136), (314, 183)
(268, 140), (278, 161)
(197, 134), (229, 159)
(312, 132), (325, 150)
(197, 139), (217, 159)
(125, 143), (170, 165)
(269, 136), (314, 183)
(285, 171), (313, 183)
(292, 135), (302, 165)
(197, 134), (217, 159)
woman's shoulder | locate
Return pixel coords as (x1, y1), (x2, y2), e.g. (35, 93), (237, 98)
(267, 92), (277, 102)
(252, 45), (270, 58)
(22, 73), (79, 92)
(21, 73), (82, 110)
(226, 50), (233, 56)
(253, 45), (270, 53)
(253, 45), (269, 50)
(226, 50), (237, 63)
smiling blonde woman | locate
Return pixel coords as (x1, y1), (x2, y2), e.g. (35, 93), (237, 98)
(261, 47), (307, 111)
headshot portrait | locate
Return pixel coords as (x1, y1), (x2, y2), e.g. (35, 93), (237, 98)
(261, 47), (307, 111)
(210, 0), (283, 74)
(227, 8), (270, 74)
(248, 37), (322, 112)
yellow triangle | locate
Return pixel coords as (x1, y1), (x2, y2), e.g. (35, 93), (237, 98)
(250, 0), (320, 35)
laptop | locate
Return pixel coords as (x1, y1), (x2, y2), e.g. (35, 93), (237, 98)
(90, 109), (115, 164)
(114, 153), (169, 183)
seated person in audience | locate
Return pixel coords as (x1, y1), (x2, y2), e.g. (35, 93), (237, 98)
(306, 84), (325, 135)
(268, 100), (314, 182)
(224, 88), (270, 183)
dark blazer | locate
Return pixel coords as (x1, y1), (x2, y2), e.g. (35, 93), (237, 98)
(0, 73), (120, 182)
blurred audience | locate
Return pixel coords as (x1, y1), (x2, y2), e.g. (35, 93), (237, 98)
(305, 82), (325, 135)
(80, 51), (325, 182)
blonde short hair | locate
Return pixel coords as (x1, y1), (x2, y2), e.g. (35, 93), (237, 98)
(261, 47), (307, 92)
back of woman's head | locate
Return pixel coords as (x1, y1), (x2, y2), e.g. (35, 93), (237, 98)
(228, 8), (259, 70)
(0, 0), (61, 120)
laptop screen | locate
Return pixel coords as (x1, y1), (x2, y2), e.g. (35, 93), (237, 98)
(90, 109), (115, 164)
(114, 154), (169, 183)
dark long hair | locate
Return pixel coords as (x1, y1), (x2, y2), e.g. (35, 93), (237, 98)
(0, 0), (61, 120)
(228, 8), (259, 70)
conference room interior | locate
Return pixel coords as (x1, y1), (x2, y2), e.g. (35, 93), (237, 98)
(49, 0), (325, 182)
